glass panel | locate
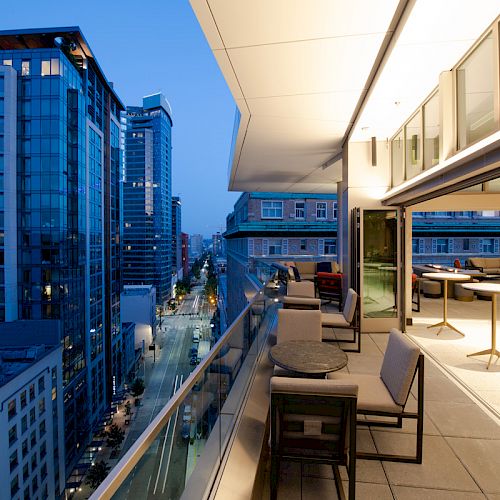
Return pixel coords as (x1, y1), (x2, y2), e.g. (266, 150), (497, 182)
(41, 60), (50, 77)
(405, 111), (422, 180)
(423, 92), (440, 169)
(363, 210), (398, 318)
(391, 130), (404, 187)
(485, 178), (500, 192)
(457, 32), (498, 149)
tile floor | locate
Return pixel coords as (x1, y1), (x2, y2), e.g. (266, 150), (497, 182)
(261, 331), (500, 499)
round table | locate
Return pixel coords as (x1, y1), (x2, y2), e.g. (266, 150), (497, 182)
(269, 340), (348, 376)
(422, 272), (471, 336)
(462, 282), (500, 369)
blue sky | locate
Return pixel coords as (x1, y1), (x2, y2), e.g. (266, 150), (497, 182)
(1, 0), (240, 237)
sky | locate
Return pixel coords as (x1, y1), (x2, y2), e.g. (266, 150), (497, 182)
(1, 0), (240, 237)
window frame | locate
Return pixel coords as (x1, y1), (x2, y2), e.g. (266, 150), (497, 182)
(316, 202), (327, 220)
(294, 201), (305, 219)
(261, 201), (283, 220)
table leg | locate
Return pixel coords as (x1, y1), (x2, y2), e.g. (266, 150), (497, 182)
(468, 294), (500, 369)
(427, 279), (465, 336)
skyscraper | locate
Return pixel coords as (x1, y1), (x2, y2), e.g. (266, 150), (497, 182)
(0, 27), (125, 473)
(172, 196), (183, 280)
(122, 93), (173, 307)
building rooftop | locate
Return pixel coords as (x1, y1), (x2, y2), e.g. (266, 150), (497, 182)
(122, 284), (155, 296)
(0, 26), (124, 109)
(0, 320), (61, 387)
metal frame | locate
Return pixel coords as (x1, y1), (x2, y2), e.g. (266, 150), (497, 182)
(357, 353), (424, 464)
(270, 391), (357, 500)
(322, 299), (361, 353)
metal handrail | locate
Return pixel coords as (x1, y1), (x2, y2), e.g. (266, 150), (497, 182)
(90, 275), (274, 499)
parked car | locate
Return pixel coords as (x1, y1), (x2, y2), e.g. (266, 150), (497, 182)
(181, 422), (190, 440)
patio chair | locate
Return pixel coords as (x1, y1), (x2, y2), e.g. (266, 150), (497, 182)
(328, 328), (424, 463)
(282, 280), (321, 310)
(316, 272), (343, 308)
(274, 309), (322, 376)
(270, 376), (357, 500)
(321, 288), (360, 353)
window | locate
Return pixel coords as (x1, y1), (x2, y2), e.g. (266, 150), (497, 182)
(332, 202), (338, 220)
(30, 430), (36, 447)
(457, 32), (497, 149)
(40, 441), (46, 459)
(405, 111), (422, 180)
(268, 239), (282, 255)
(412, 239), (420, 254)
(23, 463), (29, 481)
(40, 462), (47, 479)
(481, 238), (494, 253)
(41, 60), (50, 76)
(436, 238), (449, 253)
(32, 475), (38, 493)
(300, 239), (307, 251)
(295, 202), (305, 219)
(30, 407), (36, 425)
(324, 239), (337, 255)
(9, 450), (18, 472)
(22, 439), (28, 458)
(9, 425), (17, 446)
(261, 201), (283, 219)
(21, 415), (28, 434)
(10, 476), (19, 497)
(38, 376), (44, 393)
(316, 202), (327, 219)
(38, 398), (45, 415)
(41, 58), (60, 76)
(31, 453), (37, 472)
(39, 419), (46, 436)
(423, 92), (440, 169)
(3, 59), (12, 66)
(21, 60), (30, 77)
(8, 399), (16, 419)
(29, 383), (35, 401)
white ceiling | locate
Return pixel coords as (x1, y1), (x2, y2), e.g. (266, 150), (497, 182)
(190, 0), (500, 193)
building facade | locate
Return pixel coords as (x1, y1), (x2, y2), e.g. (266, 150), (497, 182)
(0, 321), (64, 499)
(181, 232), (189, 278)
(224, 192), (338, 322)
(189, 234), (204, 259)
(212, 232), (224, 256)
(122, 93), (173, 307)
(0, 28), (126, 473)
(172, 196), (183, 281)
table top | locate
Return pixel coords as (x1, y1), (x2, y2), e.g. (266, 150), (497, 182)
(269, 340), (348, 374)
(423, 272), (471, 281)
(462, 282), (500, 294)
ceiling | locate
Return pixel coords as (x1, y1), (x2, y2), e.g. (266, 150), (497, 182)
(190, 0), (500, 193)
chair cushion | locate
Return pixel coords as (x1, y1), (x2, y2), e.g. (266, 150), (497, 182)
(296, 262), (317, 275)
(327, 372), (402, 413)
(277, 309), (322, 343)
(380, 329), (420, 406)
(282, 296), (321, 308)
(288, 281), (315, 298)
(271, 376), (358, 398)
(316, 262), (332, 273)
(321, 312), (350, 327)
(343, 289), (358, 323)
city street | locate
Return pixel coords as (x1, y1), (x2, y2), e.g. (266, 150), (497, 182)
(114, 279), (213, 498)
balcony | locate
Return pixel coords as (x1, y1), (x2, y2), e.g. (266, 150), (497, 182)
(90, 261), (500, 499)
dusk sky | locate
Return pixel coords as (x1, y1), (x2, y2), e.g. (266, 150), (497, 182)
(1, 0), (240, 237)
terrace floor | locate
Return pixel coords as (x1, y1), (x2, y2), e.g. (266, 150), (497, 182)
(260, 325), (500, 499)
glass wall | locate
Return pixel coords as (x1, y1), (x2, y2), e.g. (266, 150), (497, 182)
(391, 130), (404, 187)
(457, 31), (498, 149)
(405, 111), (422, 180)
(423, 92), (440, 169)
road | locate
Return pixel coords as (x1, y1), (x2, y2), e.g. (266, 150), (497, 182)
(116, 280), (213, 499)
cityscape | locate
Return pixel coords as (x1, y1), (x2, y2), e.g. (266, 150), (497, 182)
(0, 2), (500, 500)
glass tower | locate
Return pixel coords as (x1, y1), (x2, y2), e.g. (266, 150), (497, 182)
(0, 28), (125, 475)
(122, 93), (173, 307)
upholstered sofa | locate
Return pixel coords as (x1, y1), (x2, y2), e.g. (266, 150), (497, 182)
(282, 261), (341, 281)
(466, 257), (500, 274)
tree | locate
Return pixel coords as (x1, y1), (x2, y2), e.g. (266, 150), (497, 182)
(86, 460), (111, 489)
(130, 378), (145, 398)
(124, 401), (132, 416)
(105, 424), (125, 451)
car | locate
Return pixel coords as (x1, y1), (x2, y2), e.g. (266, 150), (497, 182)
(183, 405), (192, 422)
(190, 356), (197, 365)
(181, 422), (190, 440)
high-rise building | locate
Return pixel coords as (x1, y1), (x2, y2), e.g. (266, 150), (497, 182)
(190, 233), (204, 259)
(122, 93), (173, 307)
(172, 196), (183, 279)
(0, 27), (125, 474)
(181, 232), (190, 278)
(212, 232), (223, 256)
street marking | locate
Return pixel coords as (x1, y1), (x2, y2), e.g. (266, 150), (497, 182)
(162, 374), (184, 494)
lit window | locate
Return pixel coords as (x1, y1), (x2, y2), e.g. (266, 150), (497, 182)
(261, 201), (283, 219)
(316, 202), (327, 219)
(41, 60), (50, 76)
(21, 60), (30, 77)
(3, 59), (12, 66)
(39, 398), (45, 415)
(29, 383), (35, 401)
(8, 399), (16, 420)
(51, 58), (60, 75)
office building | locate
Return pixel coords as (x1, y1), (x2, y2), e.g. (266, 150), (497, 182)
(122, 93), (173, 307)
(212, 232), (224, 256)
(0, 27), (125, 473)
(224, 192), (337, 321)
(181, 232), (190, 278)
(0, 320), (64, 499)
(189, 233), (204, 258)
(172, 196), (183, 280)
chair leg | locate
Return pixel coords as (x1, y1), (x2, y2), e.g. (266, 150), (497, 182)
(332, 465), (346, 500)
(270, 454), (279, 500)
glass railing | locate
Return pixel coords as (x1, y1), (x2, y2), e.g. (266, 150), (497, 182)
(89, 270), (280, 500)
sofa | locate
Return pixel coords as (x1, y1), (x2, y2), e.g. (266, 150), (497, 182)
(466, 257), (500, 274)
(283, 261), (341, 281)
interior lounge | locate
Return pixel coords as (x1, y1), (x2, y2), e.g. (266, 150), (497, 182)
(93, 3), (500, 499)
